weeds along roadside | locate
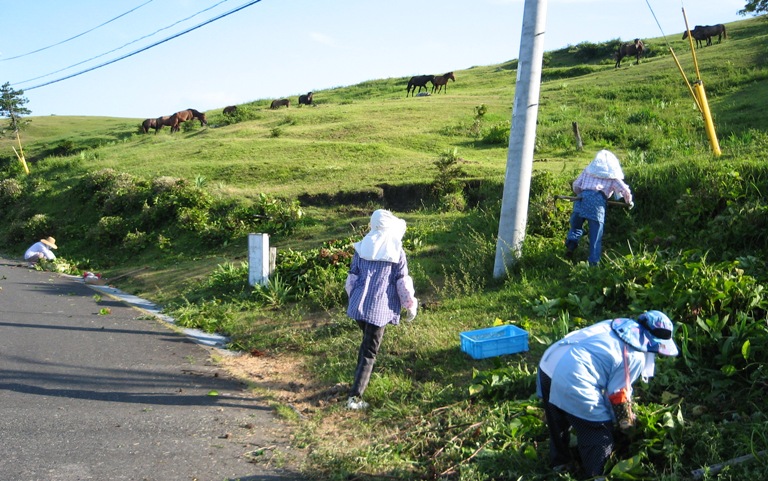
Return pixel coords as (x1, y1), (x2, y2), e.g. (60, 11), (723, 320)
(101, 155), (768, 479)
(3, 138), (768, 480)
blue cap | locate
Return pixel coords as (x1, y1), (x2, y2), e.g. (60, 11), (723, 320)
(611, 311), (678, 356)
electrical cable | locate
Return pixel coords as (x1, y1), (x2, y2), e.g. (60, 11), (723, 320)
(16, 0), (262, 91)
(13, 0), (231, 86)
(644, 0), (673, 49)
(0, 0), (154, 62)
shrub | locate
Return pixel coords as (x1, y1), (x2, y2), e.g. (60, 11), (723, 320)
(24, 213), (52, 240)
(432, 148), (467, 207)
(219, 105), (260, 125)
(72, 168), (120, 202)
(0, 178), (23, 206)
(122, 230), (151, 254)
(90, 216), (130, 246)
(481, 121), (511, 145)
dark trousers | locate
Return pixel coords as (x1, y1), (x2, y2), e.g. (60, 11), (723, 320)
(349, 320), (386, 398)
(539, 371), (614, 477)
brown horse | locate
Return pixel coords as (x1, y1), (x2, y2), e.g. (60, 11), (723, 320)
(154, 115), (174, 134)
(431, 72), (455, 94)
(169, 108), (207, 133)
(406, 75), (435, 97)
(614, 39), (644, 68)
(270, 99), (290, 109)
(141, 118), (157, 134)
(223, 105), (238, 115)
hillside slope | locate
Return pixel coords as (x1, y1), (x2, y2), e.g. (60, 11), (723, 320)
(2, 16), (768, 481)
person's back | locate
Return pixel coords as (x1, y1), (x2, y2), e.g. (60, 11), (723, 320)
(24, 237), (57, 266)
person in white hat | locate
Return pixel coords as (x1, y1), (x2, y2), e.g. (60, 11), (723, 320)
(565, 149), (633, 265)
(24, 237), (58, 266)
(537, 310), (679, 478)
(344, 210), (418, 410)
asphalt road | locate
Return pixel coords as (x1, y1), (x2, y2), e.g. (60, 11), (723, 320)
(0, 258), (307, 481)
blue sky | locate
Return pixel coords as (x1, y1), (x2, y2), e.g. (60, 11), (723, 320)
(0, 0), (748, 118)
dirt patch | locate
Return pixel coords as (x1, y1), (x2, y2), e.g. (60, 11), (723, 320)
(217, 350), (347, 416)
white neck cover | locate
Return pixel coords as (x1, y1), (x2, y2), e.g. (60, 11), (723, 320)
(354, 210), (406, 263)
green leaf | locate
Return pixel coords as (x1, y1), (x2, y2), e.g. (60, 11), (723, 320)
(468, 384), (484, 396)
(207, 390), (219, 396)
(742, 339), (751, 360)
(609, 454), (645, 478)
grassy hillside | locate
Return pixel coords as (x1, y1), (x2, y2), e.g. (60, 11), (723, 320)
(2, 16), (768, 481)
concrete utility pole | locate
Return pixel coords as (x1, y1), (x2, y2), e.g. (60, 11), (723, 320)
(493, 0), (549, 279)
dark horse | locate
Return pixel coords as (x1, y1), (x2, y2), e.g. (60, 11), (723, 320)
(298, 92), (313, 105)
(431, 72), (456, 94)
(168, 108), (207, 133)
(615, 39), (645, 68)
(406, 75), (434, 97)
(271, 98), (290, 109)
(154, 115), (174, 134)
(141, 118), (157, 134)
(683, 24), (727, 48)
(683, 27), (709, 48)
(223, 105), (237, 115)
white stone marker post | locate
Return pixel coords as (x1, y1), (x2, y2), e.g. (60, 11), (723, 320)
(248, 233), (270, 286)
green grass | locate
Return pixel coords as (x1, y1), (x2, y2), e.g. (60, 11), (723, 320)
(2, 16), (768, 480)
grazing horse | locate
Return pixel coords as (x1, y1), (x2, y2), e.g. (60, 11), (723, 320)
(154, 115), (174, 134)
(614, 39), (645, 68)
(270, 98), (290, 109)
(298, 91), (313, 105)
(431, 72), (455, 94)
(683, 24), (727, 47)
(683, 26), (709, 48)
(223, 105), (237, 115)
(141, 118), (157, 134)
(169, 108), (207, 133)
(406, 75), (434, 97)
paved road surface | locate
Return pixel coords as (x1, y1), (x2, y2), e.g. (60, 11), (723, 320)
(0, 258), (306, 481)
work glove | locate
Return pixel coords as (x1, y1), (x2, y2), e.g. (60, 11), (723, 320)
(405, 298), (418, 322)
(628, 201), (635, 210)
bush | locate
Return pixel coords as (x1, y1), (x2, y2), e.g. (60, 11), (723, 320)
(432, 149), (467, 202)
(481, 121), (511, 145)
(90, 216), (130, 246)
(24, 213), (52, 240)
(0, 178), (23, 206)
(122, 230), (151, 254)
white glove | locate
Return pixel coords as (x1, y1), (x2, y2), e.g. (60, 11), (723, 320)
(405, 298), (418, 322)
(628, 201), (635, 210)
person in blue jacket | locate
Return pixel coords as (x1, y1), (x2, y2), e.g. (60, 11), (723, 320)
(537, 311), (678, 478)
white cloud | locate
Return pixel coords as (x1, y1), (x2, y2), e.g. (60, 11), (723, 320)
(309, 32), (336, 46)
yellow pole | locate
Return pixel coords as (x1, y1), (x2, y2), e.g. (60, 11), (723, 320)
(693, 81), (722, 156)
(669, 47), (702, 112)
(681, 8), (702, 80)
(13, 130), (30, 174)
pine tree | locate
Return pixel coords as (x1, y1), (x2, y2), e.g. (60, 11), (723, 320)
(0, 82), (32, 135)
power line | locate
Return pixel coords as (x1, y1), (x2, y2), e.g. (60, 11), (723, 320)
(0, 0), (154, 62)
(17, 0), (263, 91)
(13, 0), (232, 86)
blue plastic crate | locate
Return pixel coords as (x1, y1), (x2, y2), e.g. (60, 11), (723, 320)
(460, 325), (529, 360)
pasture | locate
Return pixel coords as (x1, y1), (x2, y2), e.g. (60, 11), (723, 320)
(2, 16), (768, 480)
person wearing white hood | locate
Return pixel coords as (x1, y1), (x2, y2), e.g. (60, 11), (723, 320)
(537, 310), (679, 478)
(344, 210), (418, 410)
(565, 149), (633, 265)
